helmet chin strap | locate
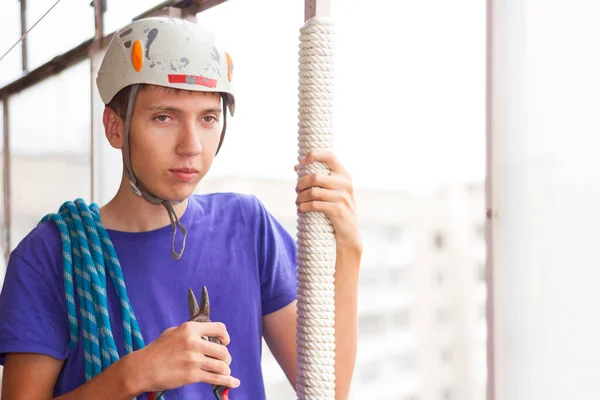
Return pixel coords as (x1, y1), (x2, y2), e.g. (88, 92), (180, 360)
(123, 84), (188, 260)
(121, 85), (229, 260)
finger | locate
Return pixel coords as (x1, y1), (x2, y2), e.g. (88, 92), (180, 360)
(198, 371), (241, 389)
(296, 187), (351, 209)
(297, 200), (348, 219)
(300, 150), (349, 178)
(199, 354), (232, 376)
(296, 172), (352, 193)
(200, 340), (232, 365)
(183, 321), (230, 345)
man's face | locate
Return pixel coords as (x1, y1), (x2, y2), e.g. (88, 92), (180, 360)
(128, 86), (222, 201)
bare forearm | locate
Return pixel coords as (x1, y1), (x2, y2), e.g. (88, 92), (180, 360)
(334, 244), (361, 399)
(55, 353), (141, 400)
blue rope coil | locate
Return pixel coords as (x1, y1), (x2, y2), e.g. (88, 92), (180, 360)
(40, 199), (147, 386)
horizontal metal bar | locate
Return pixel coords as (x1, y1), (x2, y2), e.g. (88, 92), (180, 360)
(0, 37), (96, 99)
(134, 0), (228, 20)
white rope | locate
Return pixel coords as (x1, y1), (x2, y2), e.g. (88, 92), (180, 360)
(296, 17), (336, 400)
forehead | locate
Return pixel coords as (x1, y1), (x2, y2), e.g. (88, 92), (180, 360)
(138, 85), (221, 105)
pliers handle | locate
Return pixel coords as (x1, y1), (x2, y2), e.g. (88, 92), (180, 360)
(151, 286), (233, 400)
(214, 386), (230, 400)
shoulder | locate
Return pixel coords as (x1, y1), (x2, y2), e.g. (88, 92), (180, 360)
(3, 218), (64, 300)
(11, 219), (63, 271)
(190, 192), (267, 221)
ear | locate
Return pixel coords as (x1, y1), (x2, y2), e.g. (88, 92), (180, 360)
(103, 106), (125, 149)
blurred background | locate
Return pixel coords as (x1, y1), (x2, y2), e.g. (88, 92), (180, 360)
(0, 0), (487, 399)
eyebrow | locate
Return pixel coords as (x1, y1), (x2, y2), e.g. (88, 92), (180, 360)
(145, 105), (222, 114)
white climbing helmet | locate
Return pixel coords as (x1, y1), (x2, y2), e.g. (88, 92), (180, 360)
(97, 16), (235, 117)
(95, 16), (236, 260)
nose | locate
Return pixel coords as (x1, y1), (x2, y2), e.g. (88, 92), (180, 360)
(176, 119), (203, 157)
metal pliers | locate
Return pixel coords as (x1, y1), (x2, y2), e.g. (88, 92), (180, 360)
(152, 286), (231, 400)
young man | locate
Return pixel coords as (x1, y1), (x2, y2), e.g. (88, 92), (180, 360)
(0, 16), (361, 400)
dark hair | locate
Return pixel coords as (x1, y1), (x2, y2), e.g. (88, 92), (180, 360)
(107, 84), (147, 120)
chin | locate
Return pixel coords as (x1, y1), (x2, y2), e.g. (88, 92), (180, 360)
(143, 184), (195, 203)
(168, 184), (197, 202)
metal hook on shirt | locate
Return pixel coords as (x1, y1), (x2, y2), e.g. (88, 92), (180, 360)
(162, 201), (187, 260)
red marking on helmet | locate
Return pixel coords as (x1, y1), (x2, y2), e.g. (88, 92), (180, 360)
(168, 74), (217, 88)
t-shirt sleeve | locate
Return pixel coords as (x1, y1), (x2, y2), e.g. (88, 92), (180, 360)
(251, 196), (298, 316)
(0, 222), (70, 365)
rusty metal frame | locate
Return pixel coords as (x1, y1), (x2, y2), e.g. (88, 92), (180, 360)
(0, 0), (229, 99)
(0, 0), (231, 208)
(134, 0), (228, 20)
(20, 0), (28, 73)
(2, 98), (10, 264)
(90, 0), (105, 203)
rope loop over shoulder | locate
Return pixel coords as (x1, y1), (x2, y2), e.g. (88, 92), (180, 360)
(40, 199), (149, 398)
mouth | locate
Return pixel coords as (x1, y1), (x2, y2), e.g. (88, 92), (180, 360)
(169, 168), (199, 182)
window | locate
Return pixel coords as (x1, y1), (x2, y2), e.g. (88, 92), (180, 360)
(359, 269), (379, 287)
(477, 262), (486, 281)
(386, 225), (402, 241)
(389, 267), (409, 285)
(393, 352), (415, 370)
(433, 269), (445, 285)
(26, 0), (95, 70)
(442, 388), (455, 400)
(436, 308), (453, 324)
(433, 231), (445, 249)
(0, 0), (22, 87)
(358, 226), (382, 267)
(359, 313), (385, 337)
(392, 309), (410, 329)
(474, 223), (485, 239)
(384, 228), (407, 265)
(9, 60), (91, 249)
(360, 362), (380, 383)
(441, 348), (453, 363)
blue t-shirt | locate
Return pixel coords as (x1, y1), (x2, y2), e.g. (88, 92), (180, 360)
(0, 193), (298, 399)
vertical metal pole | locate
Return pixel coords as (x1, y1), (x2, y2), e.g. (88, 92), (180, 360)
(90, 0), (104, 203)
(20, 0), (28, 73)
(305, 0), (330, 20)
(3, 99), (11, 265)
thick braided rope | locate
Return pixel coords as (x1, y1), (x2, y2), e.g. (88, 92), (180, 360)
(40, 199), (147, 394)
(296, 17), (336, 400)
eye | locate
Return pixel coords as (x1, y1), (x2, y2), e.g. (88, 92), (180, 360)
(202, 116), (218, 124)
(154, 115), (171, 123)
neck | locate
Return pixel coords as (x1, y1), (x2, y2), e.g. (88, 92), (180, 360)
(100, 176), (189, 232)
